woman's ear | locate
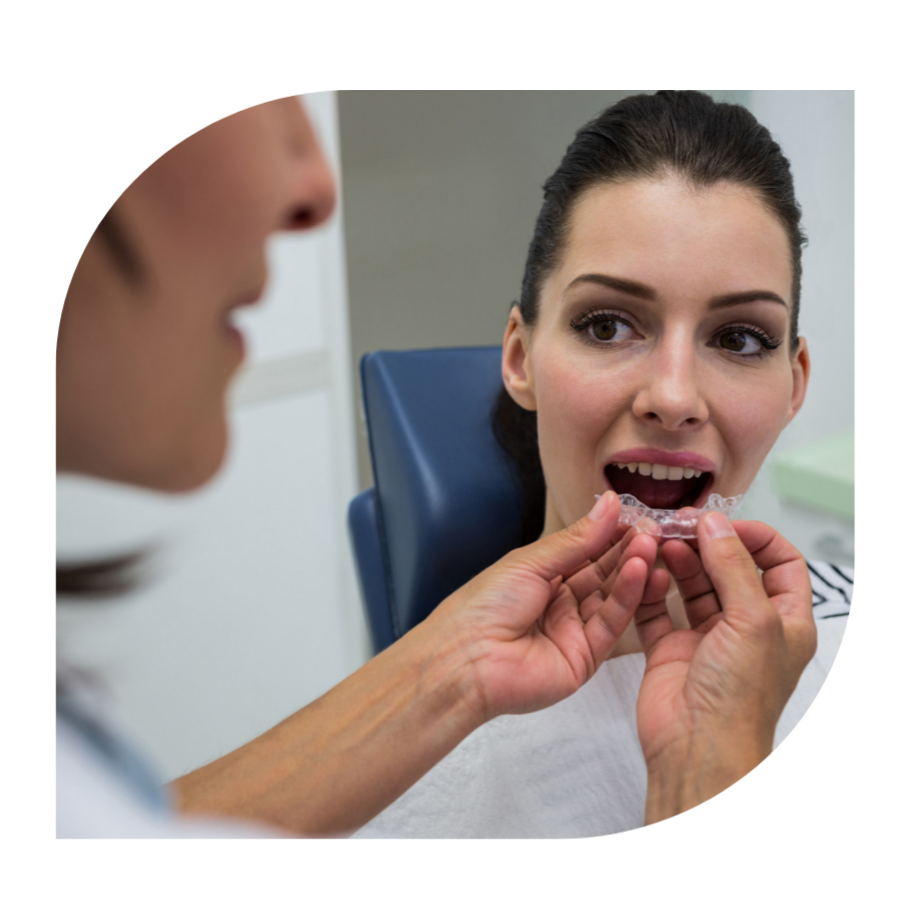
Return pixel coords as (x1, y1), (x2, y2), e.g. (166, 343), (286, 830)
(785, 336), (810, 425)
(501, 307), (537, 411)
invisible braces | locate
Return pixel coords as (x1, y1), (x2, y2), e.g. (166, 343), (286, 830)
(598, 492), (744, 539)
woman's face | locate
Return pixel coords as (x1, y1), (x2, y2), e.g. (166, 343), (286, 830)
(502, 176), (810, 532)
(57, 97), (336, 491)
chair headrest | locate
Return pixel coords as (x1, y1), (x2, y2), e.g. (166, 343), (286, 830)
(361, 347), (525, 636)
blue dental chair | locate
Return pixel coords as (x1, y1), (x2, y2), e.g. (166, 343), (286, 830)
(347, 347), (526, 653)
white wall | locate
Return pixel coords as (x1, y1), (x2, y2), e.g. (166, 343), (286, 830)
(56, 93), (369, 781)
(738, 91), (854, 565)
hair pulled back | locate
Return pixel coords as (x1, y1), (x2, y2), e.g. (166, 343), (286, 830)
(494, 90), (806, 543)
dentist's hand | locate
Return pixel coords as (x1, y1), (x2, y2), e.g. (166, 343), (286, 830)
(425, 491), (659, 722)
(174, 493), (666, 836)
(635, 513), (817, 823)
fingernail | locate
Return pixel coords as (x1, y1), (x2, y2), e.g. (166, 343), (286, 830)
(702, 511), (735, 539)
(589, 491), (612, 521)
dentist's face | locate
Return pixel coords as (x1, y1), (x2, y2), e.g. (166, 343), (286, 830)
(502, 176), (809, 532)
(57, 98), (336, 491)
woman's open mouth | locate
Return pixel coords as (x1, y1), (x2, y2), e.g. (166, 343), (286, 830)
(604, 461), (712, 509)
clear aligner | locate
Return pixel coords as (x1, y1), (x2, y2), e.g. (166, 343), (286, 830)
(598, 492), (744, 539)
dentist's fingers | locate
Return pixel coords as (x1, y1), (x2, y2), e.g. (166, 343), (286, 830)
(597, 531), (658, 600)
(631, 520), (680, 656)
(512, 491), (623, 585)
(659, 518), (815, 641)
(636, 515), (767, 659)
(580, 557), (670, 629)
(701, 516), (811, 623)
(576, 530), (658, 621)
(632, 565), (680, 655)
(695, 513), (779, 620)
(731, 520), (815, 623)
(698, 512), (817, 677)
(564, 521), (633, 603)
(582, 555), (652, 669)
(659, 539), (723, 632)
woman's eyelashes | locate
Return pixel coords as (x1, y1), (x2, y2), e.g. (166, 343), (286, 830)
(709, 324), (782, 358)
(570, 310), (640, 347)
(569, 308), (783, 360)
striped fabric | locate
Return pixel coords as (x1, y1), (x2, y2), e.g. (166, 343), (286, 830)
(807, 559), (853, 620)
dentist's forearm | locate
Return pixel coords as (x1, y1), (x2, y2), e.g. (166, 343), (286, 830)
(171, 617), (483, 836)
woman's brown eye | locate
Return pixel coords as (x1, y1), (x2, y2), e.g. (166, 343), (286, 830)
(720, 332), (747, 352)
(590, 319), (619, 341)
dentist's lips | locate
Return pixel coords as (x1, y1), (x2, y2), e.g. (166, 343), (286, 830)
(223, 287), (265, 359)
(226, 287), (265, 319)
(603, 449), (715, 510)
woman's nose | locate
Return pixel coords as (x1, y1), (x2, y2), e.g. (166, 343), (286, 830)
(631, 344), (709, 432)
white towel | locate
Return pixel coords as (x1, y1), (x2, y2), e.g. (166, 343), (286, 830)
(354, 615), (848, 839)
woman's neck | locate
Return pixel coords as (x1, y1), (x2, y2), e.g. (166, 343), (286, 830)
(541, 496), (568, 537)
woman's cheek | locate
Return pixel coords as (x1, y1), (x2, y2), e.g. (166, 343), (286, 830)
(535, 362), (622, 519)
(717, 375), (794, 484)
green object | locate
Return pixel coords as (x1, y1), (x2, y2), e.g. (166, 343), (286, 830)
(771, 430), (854, 520)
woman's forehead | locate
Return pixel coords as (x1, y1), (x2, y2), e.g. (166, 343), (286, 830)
(549, 177), (794, 304)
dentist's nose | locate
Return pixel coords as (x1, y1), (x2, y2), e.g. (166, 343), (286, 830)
(279, 98), (337, 233)
(632, 339), (709, 431)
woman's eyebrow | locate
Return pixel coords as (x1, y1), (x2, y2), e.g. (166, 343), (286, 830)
(708, 290), (788, 310)
(564, 273), (656, 300)
(565, 275), (788, 311)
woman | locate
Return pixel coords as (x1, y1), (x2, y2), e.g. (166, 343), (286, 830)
(354, 91), (850, 838)
(57, 94), (817, 838)
(500, 88), (812, 657)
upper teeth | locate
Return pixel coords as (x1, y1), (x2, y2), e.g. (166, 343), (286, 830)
(614, 462), (704, 481)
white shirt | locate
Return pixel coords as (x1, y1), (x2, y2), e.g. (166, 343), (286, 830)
(353, 566), (852, 839)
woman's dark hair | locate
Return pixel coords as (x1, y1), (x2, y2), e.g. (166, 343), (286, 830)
(494, 90), (807, 543)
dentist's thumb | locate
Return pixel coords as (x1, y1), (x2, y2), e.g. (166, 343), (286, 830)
(512, 490), (622, 582)
(698, 512), (772, 617)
